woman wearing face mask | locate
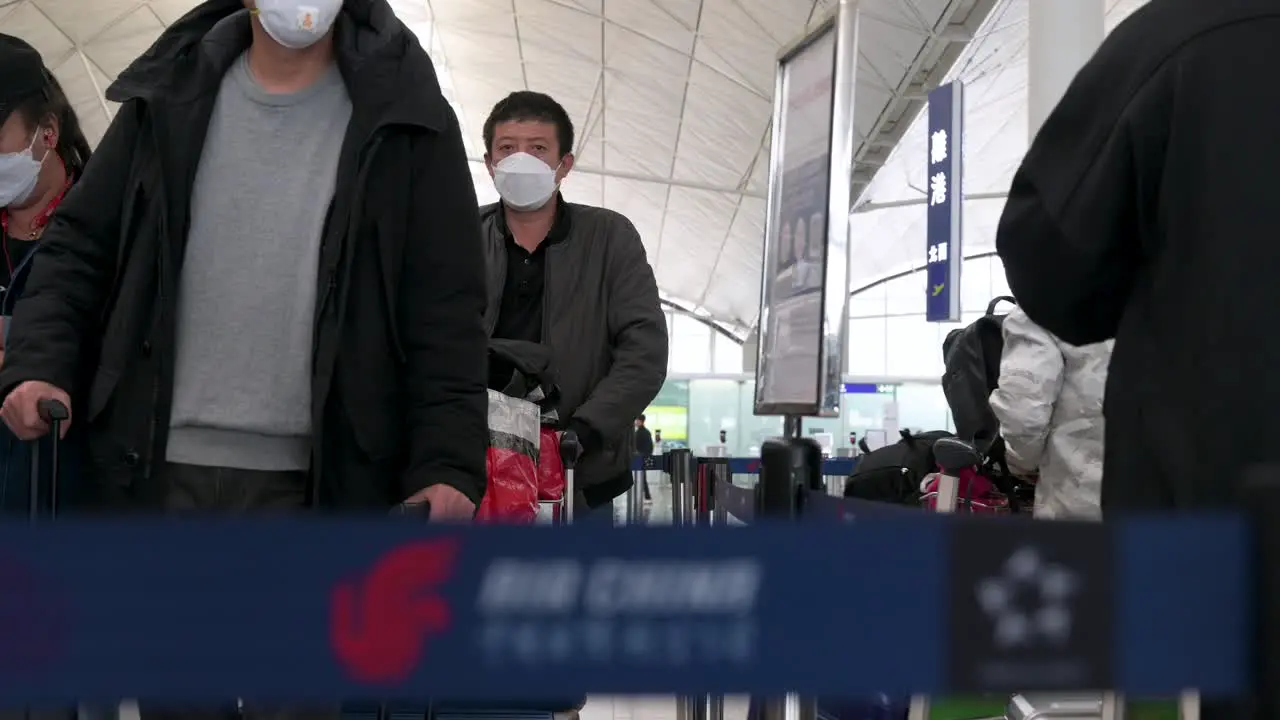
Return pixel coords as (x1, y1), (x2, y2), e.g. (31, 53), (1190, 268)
(0, 35), (92, 352)
(0, 35), (93, 517)
(0, 37), (101, 720)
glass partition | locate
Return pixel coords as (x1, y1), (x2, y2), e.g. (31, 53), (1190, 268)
(646, 379), (690, 450)
(897, 382), (953, 433)
(737, 381), (785, 456)
(687, 379), (741, 454)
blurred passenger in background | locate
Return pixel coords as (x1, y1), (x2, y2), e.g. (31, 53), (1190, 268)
(634, 414), (654, 456)
(0, 34), (92, 516)
(481, 90), (668, 526)
(989, 307), (1112, 520)
(634, 414), (653, 501)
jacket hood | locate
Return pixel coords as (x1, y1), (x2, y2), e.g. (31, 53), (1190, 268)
(107, 0), (447, 130)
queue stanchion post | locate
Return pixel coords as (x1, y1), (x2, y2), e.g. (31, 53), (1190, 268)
(694, 461), (711, 527)
(757, 437), (820, 720)
(1244, 466), (1280, 720)
(668, 448), (694, 526)
(673, 459), (711, 720)
(909, 437), (984, 720)
(627, 455), (649, 526)
(707, 455), (729, 526)
(700, 445), (728, 526)
(558, 430), (582, 526)
(792, 437), (825, 516)
(757, 439), (798, 519)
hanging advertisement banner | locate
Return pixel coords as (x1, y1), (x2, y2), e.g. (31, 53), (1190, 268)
(925, 81), (964, 322)
(754, 1), (859, 416)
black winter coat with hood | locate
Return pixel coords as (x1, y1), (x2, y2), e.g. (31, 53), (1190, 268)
(0, 0), (490, 510)
(997, 0), (1280, 513)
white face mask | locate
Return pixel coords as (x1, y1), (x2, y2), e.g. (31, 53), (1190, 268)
(493, 152), (562, 212)
(0, 131), (47, 209)
(253, 0), (343, 50)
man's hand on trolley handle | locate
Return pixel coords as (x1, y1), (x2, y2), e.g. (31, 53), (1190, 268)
(2, 379), (72, 440)
(402, 483), (476, 521)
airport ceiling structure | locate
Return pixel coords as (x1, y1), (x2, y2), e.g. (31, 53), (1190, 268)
(0, 0), (1147, 339)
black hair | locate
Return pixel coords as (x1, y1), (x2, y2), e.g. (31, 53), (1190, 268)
(638, 414), (646, 422)
(12, 71), (92, 176)
(482, 91), (575, 157)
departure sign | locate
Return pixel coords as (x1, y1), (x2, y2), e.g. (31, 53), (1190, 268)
(925, 81), (964, 322)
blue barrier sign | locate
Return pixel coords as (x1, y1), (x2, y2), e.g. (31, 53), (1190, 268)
(841, 382), (894, 394)
(0, 516), (1251, 703)
(926, 81), (964, 322)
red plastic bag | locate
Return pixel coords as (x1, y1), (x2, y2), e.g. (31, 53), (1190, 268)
(476, 390), (540, 523)
(919, 467), (1009, 514)
(537, 428), (565, 501)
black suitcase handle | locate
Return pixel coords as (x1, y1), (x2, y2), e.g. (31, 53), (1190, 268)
(985, 296), (1017, 315)
(30, 398), (69, 520)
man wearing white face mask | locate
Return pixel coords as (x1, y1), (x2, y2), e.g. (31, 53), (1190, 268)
(0, 0), (487, 551)
(480, 91), (668, 523)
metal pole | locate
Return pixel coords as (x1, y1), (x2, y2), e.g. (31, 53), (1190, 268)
(761, 693), (817, 720)
(1243, 465), (1280, 719)
(758, 437), (820, 720)
(694, 461), (710, 526)
(559, 431), (582, 525)
(700, 445), (727, 527)
(627, 463), (645, 526)
(706, 456), (729, 526)
(783, 414), (802, 440)
(758, 439), (797, 519)
(668, 448), (693, 526)
(706, 692), (724, 720)
(1178, 692), (1199, 720)
(1100, 694), (1125, 720)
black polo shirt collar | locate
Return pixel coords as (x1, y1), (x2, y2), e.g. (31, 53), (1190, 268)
(496, 192), (572, 250)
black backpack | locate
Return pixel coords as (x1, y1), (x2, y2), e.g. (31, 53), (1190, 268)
(941, 296), (1017, 449)
(844, 429), (955, 504)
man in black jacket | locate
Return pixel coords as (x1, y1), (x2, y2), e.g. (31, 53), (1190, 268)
(634, 414), (654, 457)
(0, 0), (488, 524)
(480, 91), (668, 524)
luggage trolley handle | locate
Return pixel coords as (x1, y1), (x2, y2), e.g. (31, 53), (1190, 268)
(30, 398), (71, 520)
(558, 430), (583, 525)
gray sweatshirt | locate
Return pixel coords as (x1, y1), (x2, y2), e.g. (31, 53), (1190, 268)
(166, 52), (352, 471)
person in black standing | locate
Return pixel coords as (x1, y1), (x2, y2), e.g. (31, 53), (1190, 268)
(634, 414), (654, 456)
(634, 414), (654, 501)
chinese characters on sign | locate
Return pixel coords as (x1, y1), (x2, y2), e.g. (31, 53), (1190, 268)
(925, 81), (964, 322)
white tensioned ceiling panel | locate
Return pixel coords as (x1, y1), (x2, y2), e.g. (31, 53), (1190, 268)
(433, 0), (1004, 334)
(1, 0), (999, 335)
(847, 0), (1150, 297)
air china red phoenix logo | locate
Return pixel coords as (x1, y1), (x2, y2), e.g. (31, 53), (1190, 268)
(330, 538), (459, 684)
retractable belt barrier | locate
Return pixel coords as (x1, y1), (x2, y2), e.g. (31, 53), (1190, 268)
(0, 455), (1276, 715)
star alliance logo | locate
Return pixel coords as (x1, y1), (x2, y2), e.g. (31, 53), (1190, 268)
(976, 546), (1079, 650)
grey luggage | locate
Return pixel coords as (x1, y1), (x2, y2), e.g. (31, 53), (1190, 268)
(1005, 693), (1102, 719)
